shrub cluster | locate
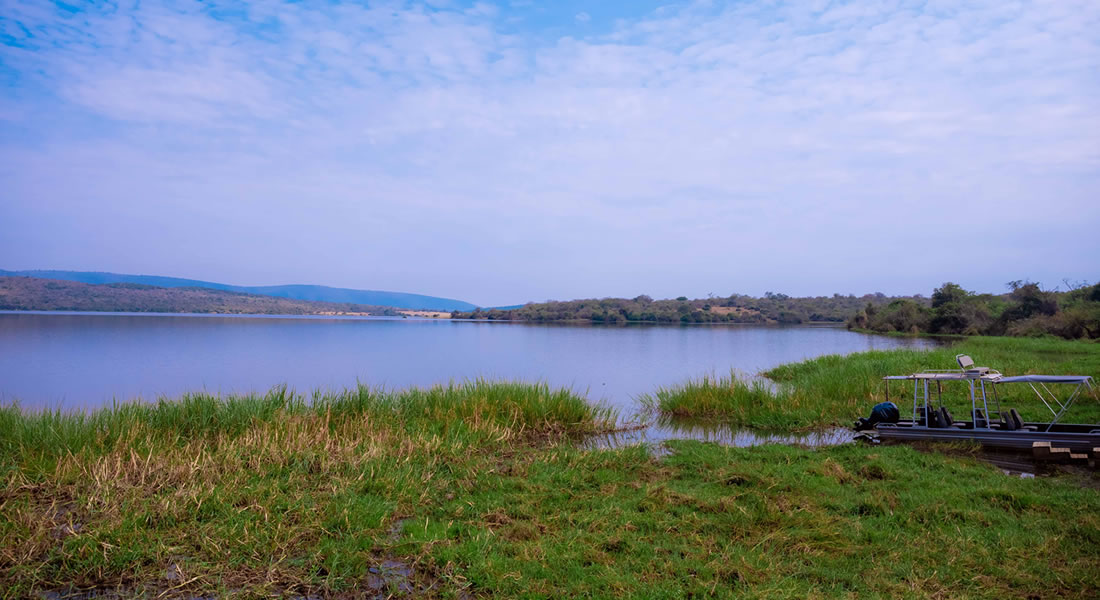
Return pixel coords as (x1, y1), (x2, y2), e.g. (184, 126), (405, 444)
(847, 281), (1100, 339)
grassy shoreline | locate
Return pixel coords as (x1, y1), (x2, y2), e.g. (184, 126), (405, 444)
(3, 339), (1099, 598)
(644, 336), (1100, 427)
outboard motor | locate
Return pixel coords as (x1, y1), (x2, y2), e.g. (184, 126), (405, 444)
(854, 401), (900, 431)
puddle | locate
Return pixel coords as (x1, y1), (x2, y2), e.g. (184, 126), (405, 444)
(365, 559), (415, 595)
(583, 417), (855, 452)
(367, 518), (419, 596)
(583, 417), (1063, 479)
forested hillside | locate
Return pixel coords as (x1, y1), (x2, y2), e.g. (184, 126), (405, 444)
(0, 269), (477, 311)
(0, 277), (399, 316)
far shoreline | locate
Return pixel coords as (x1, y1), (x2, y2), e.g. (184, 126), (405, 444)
(0, 309), (858, 327)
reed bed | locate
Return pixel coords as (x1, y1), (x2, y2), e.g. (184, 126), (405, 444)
(1, 380), (614, 471)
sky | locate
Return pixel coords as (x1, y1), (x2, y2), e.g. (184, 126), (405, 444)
(1, 1), (1098, 306)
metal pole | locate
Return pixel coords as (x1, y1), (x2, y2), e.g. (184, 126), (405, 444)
(1047, 383), (1084, 431)
(914, 379), (919, 425)
(992, 384), (1002, 425)
(968, 379), (976, 428)
(923, 379), (929, 425)
(1039, 382), (1065, 412)
(979, 379), (990, 429)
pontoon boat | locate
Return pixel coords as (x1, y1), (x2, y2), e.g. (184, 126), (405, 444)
(857, 355), (1098, 451)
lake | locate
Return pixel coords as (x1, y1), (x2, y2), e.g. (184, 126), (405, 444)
(0, 312), (934, 420)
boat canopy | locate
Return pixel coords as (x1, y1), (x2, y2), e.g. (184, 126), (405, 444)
(995, 375), (1093, 384)
(884, 374), (1094, 384)
(881, 363), (1094, 430)
(883, 373), (1002, 381)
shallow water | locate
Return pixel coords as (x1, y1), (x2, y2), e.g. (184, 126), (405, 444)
(0, 312), (935, 416)
(584, 420), (856, 452)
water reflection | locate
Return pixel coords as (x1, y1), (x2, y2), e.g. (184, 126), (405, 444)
(586, 416), (1049, 479)
(584, 416), (856, 451)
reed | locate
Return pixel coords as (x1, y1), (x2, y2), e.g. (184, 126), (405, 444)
(641, 374), (781, 418)
(0, 381), (614, 476)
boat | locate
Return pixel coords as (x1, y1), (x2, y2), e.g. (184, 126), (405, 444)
(856, 354), (1098, 451)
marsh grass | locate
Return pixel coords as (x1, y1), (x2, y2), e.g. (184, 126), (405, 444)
(641, 375), (778, 419)
(0, 381), (617, 597)
(646, 336), (1100, 427)
(0, 381), (613, 469)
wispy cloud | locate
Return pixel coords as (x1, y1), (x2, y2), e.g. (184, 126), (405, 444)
(1, 1), (1097, 303)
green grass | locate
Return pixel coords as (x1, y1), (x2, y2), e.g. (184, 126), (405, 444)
(0, 380), (613, 473)
(425, 442), (1099, 598)
(3, 427), (1097, 598)
(644, 336), (1100, 428)
(0, 381), (616, 597)
(2, 340), (1099, 598)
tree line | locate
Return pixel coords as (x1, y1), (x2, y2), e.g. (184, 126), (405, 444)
(454, 280), (1100, 340)
(847, 281), (1100, 339)
(452, 292), (916, 325)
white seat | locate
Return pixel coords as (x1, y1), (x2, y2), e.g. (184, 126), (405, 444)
(956, 354), (990, 374)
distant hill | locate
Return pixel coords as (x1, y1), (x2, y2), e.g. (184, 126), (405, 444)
(0, 276), (403, 316)
(0, 269), (477, 311)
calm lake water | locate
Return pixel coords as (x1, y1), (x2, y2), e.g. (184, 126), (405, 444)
(0, 312), (934, 418)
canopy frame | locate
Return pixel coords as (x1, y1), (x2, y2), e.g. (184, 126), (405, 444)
(882, 366), (1095, 430)
(994, 377), (1095, 431)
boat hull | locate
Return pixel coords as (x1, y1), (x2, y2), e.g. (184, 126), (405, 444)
(874, 422), (1100, 451)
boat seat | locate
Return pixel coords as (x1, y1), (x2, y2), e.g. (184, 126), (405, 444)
(939, 406), (954, 428)
(1009, 408), (1026, 431)
(973, 409), (988, 428)
(956, 354), (991, 375)
(1001, 408), (1025, 431)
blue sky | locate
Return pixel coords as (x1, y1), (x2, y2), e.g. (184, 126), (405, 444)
(1, 0), (1098, 306)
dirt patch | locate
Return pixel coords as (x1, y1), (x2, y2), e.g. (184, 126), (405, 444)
(397, 310), (452, 319)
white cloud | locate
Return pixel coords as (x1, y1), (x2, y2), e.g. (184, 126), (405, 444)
(0, 0), (1098, 302)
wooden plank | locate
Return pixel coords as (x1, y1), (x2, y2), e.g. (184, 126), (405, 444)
(1036, 447), (1072, 462)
